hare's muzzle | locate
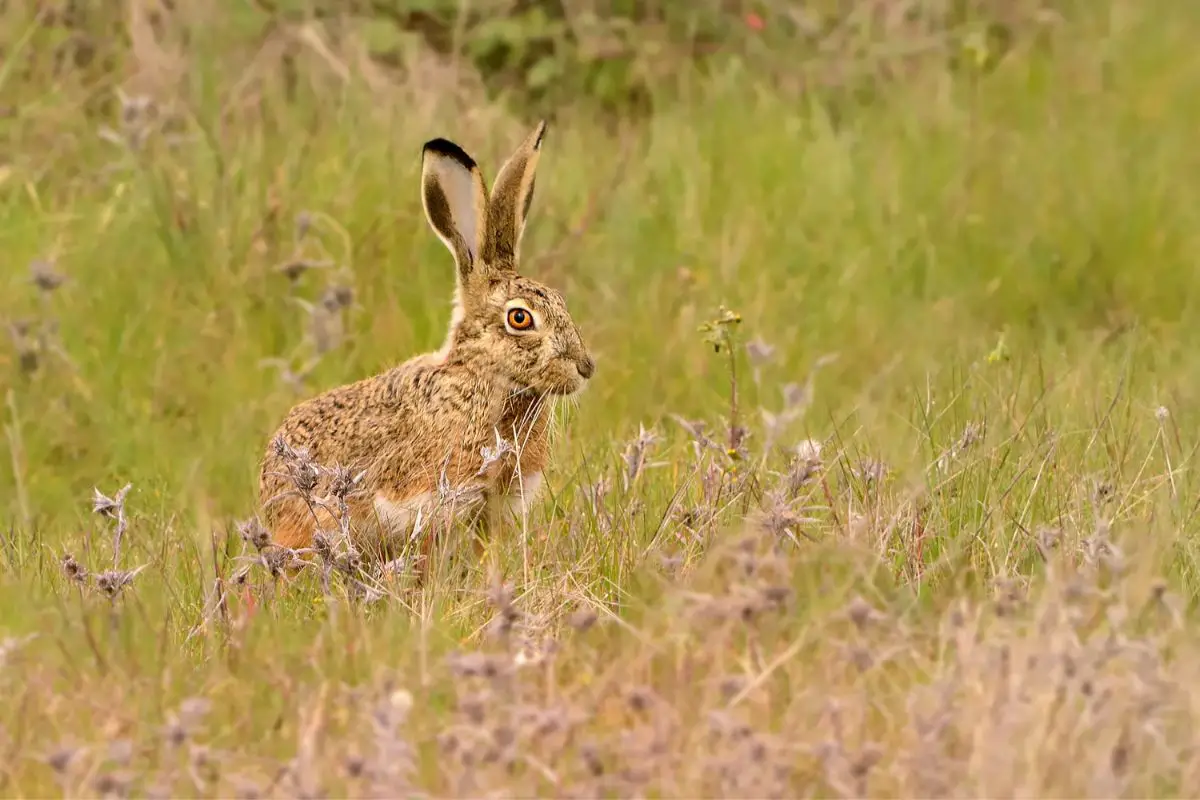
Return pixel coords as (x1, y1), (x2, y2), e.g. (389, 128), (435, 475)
(576, 355), (596, 380)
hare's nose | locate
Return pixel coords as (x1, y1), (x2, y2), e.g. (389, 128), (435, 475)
(577, 355), (595, 380)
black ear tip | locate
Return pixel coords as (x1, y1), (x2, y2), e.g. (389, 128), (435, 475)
(423, 138), (477, 171)
(533, 120), (548, 149)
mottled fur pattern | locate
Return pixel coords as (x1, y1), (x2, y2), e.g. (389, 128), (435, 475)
(258, 121), (594, 567)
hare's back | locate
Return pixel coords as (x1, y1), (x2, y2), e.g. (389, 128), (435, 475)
(264, 373), (407, 471)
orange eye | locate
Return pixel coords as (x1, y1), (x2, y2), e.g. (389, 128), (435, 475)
(506, 307), (534, 331)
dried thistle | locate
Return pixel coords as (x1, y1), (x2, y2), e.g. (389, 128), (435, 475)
(236, 517), (271, 552)
(446, 650), (510, 681)
(745, 336), (775, 365)
(92, 483), (132, 569)
(259, 545), (311, 579)
(93, 770), (134, 798)
(91, 484), (130, 519)
(1034, 525), (1063, 561)
(671, 415), (721, 459)
(94, 566), (147, 599)
(754, 488), (817, 546)
(163, 697), (213, 748)
(275, 258), (333, 283)
(845, 595), (886, 631)
(270, 435), (320, 496)
(854, 458), (889, 486)
(934, 420), (986, 474)
(620, 423), (661, 490)
(30, 258), (66, 293)
(98, 89), (157, 151)
(45, 743), (82, 776)
(760, 354), (838, 451)
(294, 211), (313, 242)
(327, 464), (366, 502)
(0, 633), (37, 670)
(478, 430), (516, 476)
(259, 356), (318, 394)
(624, 685), (657, 713)
(60, 553), (89, 585)
(485, 577), (524, 640)
(326, 282), (354, 309)
(6, 318), (40, 374)
(745, 336), (776, 387)
(1092, 478), (1116, 507)
(287, 280), (355, 360)
(783, 438), (825, 495)
(567, 606), (598, 633)
(67, 481), (147, 601)
(1082, 518), (1124, 572)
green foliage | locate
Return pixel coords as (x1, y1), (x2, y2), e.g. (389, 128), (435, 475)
(0, 0), (1067, 120)
(323, 0), (1064, 114)
(698, 304), (742, 354)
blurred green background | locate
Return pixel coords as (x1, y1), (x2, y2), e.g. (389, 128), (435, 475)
(2, 1), (1200, 795)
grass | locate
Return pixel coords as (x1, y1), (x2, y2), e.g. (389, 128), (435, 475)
(3, 0), (1200, 796)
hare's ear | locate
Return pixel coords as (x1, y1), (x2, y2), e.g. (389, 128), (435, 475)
(422, 138), (488, 287)
(483, 120), (547, 266)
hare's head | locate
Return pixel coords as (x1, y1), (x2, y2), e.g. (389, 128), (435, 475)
(420, 122), (594, 397)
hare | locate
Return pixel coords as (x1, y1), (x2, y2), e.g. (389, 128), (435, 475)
(257, 121), (594, 574)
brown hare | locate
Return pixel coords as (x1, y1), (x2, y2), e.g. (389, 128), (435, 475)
(257, 121), (594, 577)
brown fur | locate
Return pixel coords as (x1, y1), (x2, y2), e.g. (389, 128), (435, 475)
(257, 122), (593, 569)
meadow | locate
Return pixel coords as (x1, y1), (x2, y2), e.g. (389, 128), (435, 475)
(3, 1), (1200, 796)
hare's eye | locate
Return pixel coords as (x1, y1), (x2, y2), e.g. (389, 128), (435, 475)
(506, 307), (534, 331)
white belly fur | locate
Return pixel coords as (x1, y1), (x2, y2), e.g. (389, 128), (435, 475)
(505, 471), (544, 519)
(370, 472), (541, 549)
(372, 492), (432, 541)
(373, 487), (486, 543)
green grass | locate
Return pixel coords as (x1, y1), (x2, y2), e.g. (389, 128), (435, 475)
(4, 1), (1200, 796)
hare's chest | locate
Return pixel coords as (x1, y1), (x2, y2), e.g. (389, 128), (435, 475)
(476, 438), (547, 518)
(472, 402), (552, 513)
(478, 443), (545, 488)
